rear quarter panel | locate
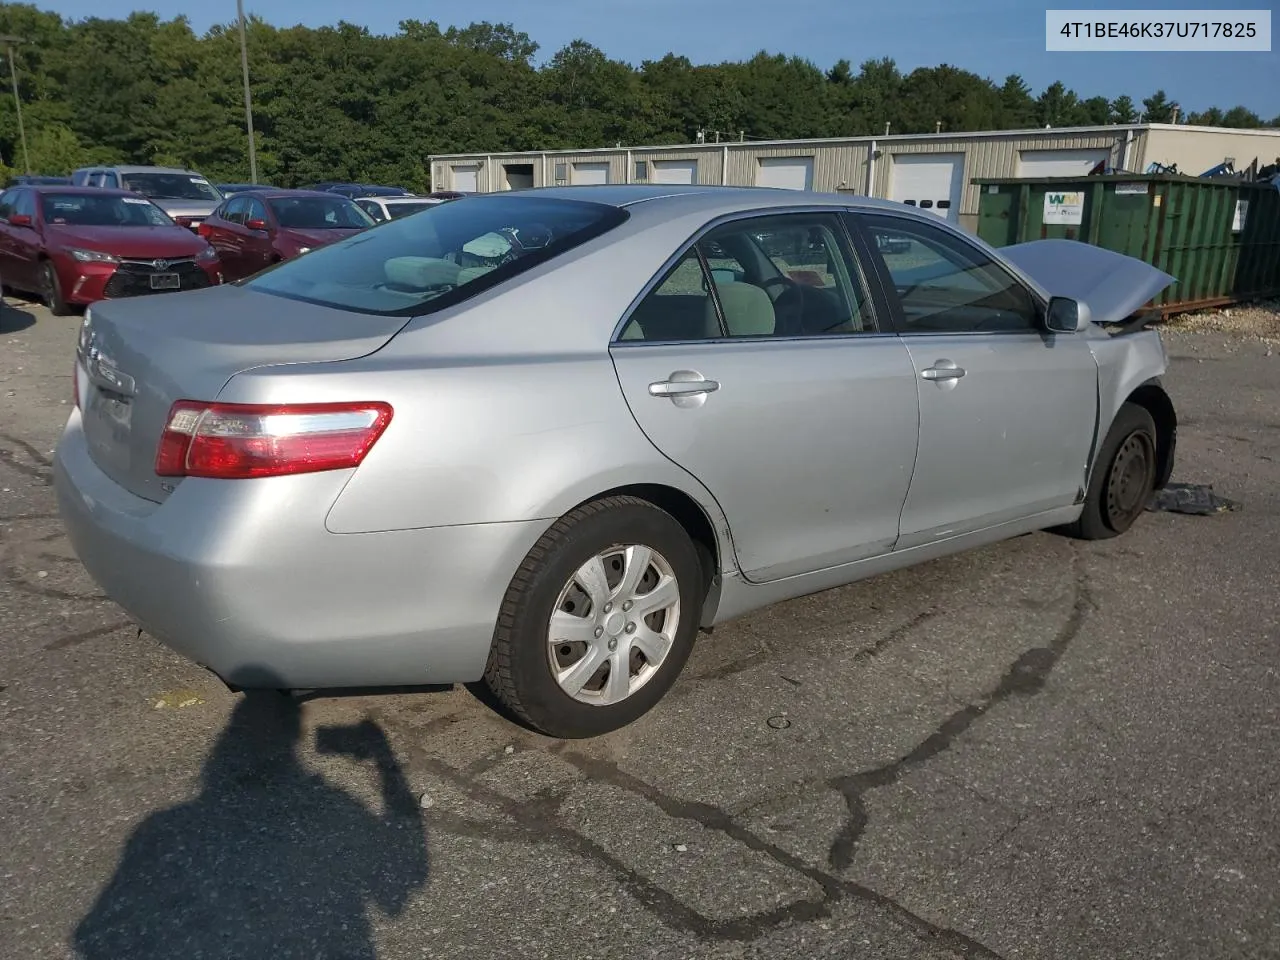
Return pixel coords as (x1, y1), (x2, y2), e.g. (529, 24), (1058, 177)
(213, 220), (741, 564)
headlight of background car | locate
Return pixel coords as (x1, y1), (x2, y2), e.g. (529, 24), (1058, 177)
(196, 245), (218, 263)
(67, 248), (120, 264)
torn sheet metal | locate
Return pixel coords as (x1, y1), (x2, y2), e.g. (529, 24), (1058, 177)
(1147, 482), (1240, 516)
(1000, 239), (1176, 327)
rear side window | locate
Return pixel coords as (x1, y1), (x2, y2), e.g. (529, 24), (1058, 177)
(244, 195), (629, 316)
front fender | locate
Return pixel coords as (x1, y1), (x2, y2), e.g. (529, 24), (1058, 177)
(1086, 326), (1176, 487)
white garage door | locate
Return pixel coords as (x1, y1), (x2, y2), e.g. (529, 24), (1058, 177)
(452, 164), (480, 193)
(572, 162), (610, 185)
(651, 160), (698, 184)
(1017, 149), (1110, 177)
(756, 156), (814, 191)
(889, 153), (964, 222)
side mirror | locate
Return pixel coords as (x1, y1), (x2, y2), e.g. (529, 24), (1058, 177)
(8, 213), (32, 227)
(245, 218), (268, 231)
(1046, 296), (1089, 333)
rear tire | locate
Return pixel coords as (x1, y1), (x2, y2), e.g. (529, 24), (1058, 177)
(1065, 402), (1158, 540)
(40, 261), (72, 317)
(483, 496), (704, 739)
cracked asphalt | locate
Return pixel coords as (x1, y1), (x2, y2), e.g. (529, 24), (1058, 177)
(2, 295), (1278, 959)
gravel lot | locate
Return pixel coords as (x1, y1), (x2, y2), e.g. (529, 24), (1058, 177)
(2, 296), (1278, 960)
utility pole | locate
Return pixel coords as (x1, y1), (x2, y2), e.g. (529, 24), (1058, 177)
(236, 0), (258, 183)
(0, 35), (31, 175)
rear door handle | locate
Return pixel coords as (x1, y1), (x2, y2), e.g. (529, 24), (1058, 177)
(920, 359), (966, 382)
(649, 376), (720, 397)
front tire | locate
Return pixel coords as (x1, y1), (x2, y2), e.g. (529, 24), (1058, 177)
(1066, 402), (1158, 540)
(40, 261), (72, 316)
(483, 496), (704, 739)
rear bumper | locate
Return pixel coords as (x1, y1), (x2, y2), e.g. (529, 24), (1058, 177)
(53, 411), (549, 689)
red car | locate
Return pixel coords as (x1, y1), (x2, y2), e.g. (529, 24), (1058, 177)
(0, 185), (222, 315)
(199, 189), (374, 281)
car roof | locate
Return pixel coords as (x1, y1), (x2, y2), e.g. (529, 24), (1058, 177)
(28, 186), (151, 198)
(239, 188), (351, 200)
(473, 183), (932, 219)
(75, 165), (204, 175)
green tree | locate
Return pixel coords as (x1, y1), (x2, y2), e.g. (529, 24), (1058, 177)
(1142, 90), (1177, 122)
(1110, 95), (1138, 123)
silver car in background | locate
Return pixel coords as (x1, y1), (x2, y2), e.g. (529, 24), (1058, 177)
(71, 165), (224, 231)
(54, 185), (1177, 738)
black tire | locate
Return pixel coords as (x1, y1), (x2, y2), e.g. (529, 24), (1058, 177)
(40, 261), (72, 316)
(483, 495), (704, 739)
(1066, 402), (1158, 540)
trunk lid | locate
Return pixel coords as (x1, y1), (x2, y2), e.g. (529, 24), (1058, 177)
(76, 284), (408, 503)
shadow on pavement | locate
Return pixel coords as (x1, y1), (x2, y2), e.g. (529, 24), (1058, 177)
(0, 298), (37, 335)
(72, 690), (429, 959)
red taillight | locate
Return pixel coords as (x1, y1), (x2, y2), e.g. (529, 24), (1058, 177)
(196, 222), (212, 238)
(155, 401), (393, 479)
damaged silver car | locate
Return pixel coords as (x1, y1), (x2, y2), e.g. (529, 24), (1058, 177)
(54, 185), (1177, 738)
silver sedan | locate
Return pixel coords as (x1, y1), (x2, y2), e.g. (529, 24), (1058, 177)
(54, 185), (1178, 738)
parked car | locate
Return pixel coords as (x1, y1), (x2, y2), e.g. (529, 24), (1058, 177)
(6, 175), (72, 187)
(198, 189), (374, 281)
(54, 186), (1178, 738)
(326, 184), (413, 199)
(71, 165), (224, 231)
(354, 195), (442, 223)
(0, 186), (221, 314)
(217, 183), (275, 198)
(426, 191), (468, 201)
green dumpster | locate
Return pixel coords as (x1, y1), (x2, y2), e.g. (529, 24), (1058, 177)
(973, 174), (1280, 314)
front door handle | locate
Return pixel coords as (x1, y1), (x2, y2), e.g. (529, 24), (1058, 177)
(649, 375), (720, 398)
(920, 359), (966, 382)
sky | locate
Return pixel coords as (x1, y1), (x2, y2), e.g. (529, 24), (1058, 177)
(44, 0), (1280, 118)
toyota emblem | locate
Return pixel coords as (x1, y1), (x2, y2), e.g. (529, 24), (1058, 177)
(152, 259), (170, 271)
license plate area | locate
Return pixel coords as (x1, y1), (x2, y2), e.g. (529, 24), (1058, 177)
(149, 272), (180, 290)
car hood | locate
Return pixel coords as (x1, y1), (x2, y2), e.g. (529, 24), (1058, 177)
(48, 224), (208, 259)
(1000, 239), (1176, 326)
(148, 198), (221, 218)
(278, 227), (366, 247)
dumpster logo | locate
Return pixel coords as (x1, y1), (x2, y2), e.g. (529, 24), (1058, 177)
(1043, 191), (1085, 226)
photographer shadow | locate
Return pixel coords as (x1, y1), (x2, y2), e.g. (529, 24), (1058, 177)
(73, 690), (428, 960)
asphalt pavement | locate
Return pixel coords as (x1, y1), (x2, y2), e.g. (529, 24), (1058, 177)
(2, 294), (1278, 960)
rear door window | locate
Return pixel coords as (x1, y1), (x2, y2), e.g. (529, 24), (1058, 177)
(243, 195), (628, 316)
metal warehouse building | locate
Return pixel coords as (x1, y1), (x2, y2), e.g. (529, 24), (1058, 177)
(430, 123), (1280, 232)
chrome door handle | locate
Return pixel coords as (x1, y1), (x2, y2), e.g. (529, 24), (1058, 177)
(649, 377), (720, 397)
(920, 360), (966, 381)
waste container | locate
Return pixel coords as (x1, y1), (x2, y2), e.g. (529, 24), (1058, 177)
(973, 174), (1280, 313)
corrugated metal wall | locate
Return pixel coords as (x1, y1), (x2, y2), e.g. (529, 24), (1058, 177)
(873, 131), (1128, 219)
(430, 127), (1280, 208)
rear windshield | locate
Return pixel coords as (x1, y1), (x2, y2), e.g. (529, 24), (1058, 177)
(268, 195), (374, 229)
(42, 192), (172, 227)
(121, 173), (221, 202)
(386, 200), (440, 220)
(244, 195), (628, 315)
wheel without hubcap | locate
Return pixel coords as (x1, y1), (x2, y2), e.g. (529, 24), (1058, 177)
(1063, 401), (1158, 541)
(548, 545), (680, 706)
(1105, 431), (1155, 530)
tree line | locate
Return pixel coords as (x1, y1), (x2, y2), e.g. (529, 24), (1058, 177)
(1, 3), (1276, 191)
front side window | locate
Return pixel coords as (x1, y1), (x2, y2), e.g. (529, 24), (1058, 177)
(859, 214), (1040, 333)
(246, 197), (269, 225)
(618, 212), (877, 342)
(120, 172), (222, 202)
(267, 195), (372, 230)
(356, 199), (386, 222)
(40, 192), (173, 227)
(243, 194), (629, 315)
